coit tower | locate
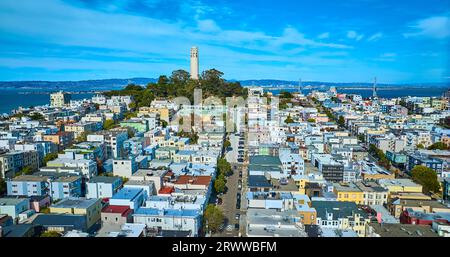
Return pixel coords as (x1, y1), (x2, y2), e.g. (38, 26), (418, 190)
(190, 46), (199, 80)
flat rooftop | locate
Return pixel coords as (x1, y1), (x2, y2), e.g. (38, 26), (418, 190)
(51, 197), (99, 209)
(333, 182), (362, 192)
(174, 175), (211, 186)
(248, 175), (272, 188)
(378, 179), (421, 188)
(247, 226), (307, 237)
(368, 223), (438, 237)
(271, 178), (299, 192)
(133, 208), (200, 217)
(89, 176), (122, 184)
(111, 187), (143, 200)
(133, 168), (167, 177)
(249, 155), (281, 166)
(395, 199), (450, 209)
(11, 175), (49, 182)
(0, 197), (29, 206)
(312, 201), (367, 219)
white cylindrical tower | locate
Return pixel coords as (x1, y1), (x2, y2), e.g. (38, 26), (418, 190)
(190, 46), (199, 80)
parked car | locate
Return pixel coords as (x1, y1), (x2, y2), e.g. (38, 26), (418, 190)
(280, 178), (289, 185)
(217, 198), (223, 205)
(235, 213), (240, 220)
(239, 171), (242, 178)
(235, 223), (240, 230)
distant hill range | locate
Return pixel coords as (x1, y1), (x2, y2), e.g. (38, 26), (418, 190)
(0, 78), (448, 91)
(0, 78), (158, 91)
(237, 79), (449, 88)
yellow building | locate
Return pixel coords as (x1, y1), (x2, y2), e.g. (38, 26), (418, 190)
(378, 179), (423, 195)
(138, 107), (173, 123)
(334, 182), (364, 205)
(312, 201), (370, 237)
(361, 172), (395, 181)
(50, 198), (102, 229)
(293, 193), (317, 225)
(389, 199), (450, 218)
(294, 176), (309, 195)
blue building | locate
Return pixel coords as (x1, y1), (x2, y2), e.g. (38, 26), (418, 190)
(109, 187), (145, 210)
(86, 176), (122, 199)
(380, 104), (394, 113)
(444, 177), (450, 201)
(7, 172), (82, 200)
(7, 175), (49, 197)
(386, 151), (407, 165)
(133, 208), (202, 237)
(50, 174), (83, 200)
(124, 137), (147, 157)
(0, 198), (30, 223)
(407, 153), (444, 175)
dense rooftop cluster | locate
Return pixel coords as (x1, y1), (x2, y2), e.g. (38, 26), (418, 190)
(0, 84), (449, 238)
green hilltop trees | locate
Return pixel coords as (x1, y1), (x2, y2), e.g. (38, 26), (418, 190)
(104, 69), (247, 108)
(103, 119), (116, 130)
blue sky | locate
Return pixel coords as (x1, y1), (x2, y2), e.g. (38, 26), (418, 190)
(0, 0), (449, 83)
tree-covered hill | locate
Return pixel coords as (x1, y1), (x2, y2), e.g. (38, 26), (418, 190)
(103, 69), (248, 108)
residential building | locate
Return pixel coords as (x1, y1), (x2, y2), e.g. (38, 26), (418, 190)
(49, 197), (102, 230)
(50, 91), (71, 108)
(108, 187), (145, 210)
(86, 176), (122, 199)
(0, 198), (30, 223)
(312, 201), (370, 237)
(133, 208), (202, 237)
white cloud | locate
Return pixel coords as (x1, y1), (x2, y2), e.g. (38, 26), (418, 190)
(380, 53), (397, 58)
(347, 30), (364, 41)
(276, 27), (351, 49)
(403, 15), (450, 39)
(318, 32), (330, 39)
(373, 52), (397, 62)
(197, 19), (220, 32)
(367, 32), (383, 41)
(347, 30), (357, 39)
(0, 0), (357, 81)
